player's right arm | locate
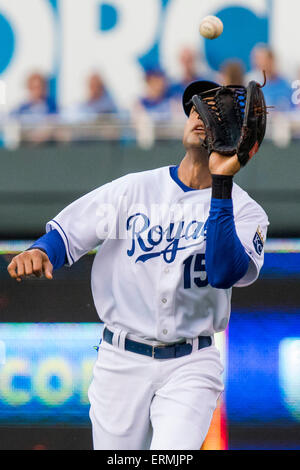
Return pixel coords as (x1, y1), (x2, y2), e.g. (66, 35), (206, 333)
(7, 249), (53, 282)
(8, 178), (125, 281)
(8, 228), (68, 281)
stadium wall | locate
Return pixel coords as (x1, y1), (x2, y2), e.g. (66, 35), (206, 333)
(0, 140), (299, 238)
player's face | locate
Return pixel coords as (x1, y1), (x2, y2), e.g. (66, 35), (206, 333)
(183, 106), (207, 150)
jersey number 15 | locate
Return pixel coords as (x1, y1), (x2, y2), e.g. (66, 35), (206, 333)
(183, 253), (208, 289)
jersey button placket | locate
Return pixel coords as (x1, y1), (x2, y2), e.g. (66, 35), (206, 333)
(157, 265), (176, 341)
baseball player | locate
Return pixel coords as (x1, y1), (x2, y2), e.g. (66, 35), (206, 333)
(8, 80), (268, 450)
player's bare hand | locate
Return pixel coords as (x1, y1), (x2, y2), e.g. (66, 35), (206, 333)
(209, 152), (241, 176)
(7, 249), (53, 282)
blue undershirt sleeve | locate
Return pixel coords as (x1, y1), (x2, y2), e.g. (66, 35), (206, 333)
(205, 198), (250, 289)
(28, 229), (67, 270)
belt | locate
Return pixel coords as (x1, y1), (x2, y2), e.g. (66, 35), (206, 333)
(103, 327), (212, 359)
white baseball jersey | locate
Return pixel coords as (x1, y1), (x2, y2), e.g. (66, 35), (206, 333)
(46, 166), (268, 343)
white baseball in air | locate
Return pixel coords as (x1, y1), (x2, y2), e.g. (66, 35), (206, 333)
(199, 16), (224, 40)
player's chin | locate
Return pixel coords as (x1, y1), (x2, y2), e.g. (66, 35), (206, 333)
(184, 135), (206, 150)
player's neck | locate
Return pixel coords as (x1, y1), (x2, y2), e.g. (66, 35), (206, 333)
(178, 151), (212, 190)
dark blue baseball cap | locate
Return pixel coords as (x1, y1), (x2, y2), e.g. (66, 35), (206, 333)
(182, 80), (220, 116)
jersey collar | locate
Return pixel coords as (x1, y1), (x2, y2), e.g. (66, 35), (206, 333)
(169, 166), (212, 194)
(169, 166), (197, 193)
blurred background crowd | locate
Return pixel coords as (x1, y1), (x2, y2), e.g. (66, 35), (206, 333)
(0, 43), (299, 148)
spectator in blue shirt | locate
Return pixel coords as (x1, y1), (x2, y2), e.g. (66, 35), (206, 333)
(13, 72), (57, 123)
(168, 47), (207, 99)
(218, 60), (245, 87)
(138, 69), (172, 121)
(61, 73), (117, 123)
(247, 45), (293, 111)
(78, 73), (117, 116)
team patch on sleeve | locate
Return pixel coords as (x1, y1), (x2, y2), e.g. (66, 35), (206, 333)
(253, 226), (264, 255)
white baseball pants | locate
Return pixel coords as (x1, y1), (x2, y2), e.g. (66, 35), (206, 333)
(88, 329), (224, 450)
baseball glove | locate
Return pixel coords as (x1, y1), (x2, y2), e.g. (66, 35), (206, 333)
(191, 79), (267, 166)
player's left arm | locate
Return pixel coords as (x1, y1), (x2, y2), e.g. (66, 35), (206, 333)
(205, 152), (268, 289)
